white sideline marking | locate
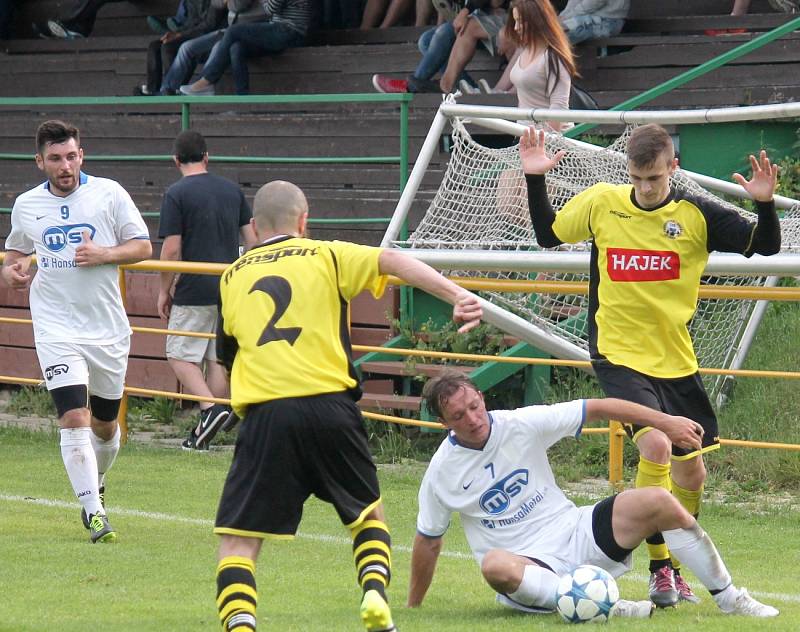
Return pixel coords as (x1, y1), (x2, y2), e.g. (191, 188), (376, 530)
(0, 492), (472, 560)
(2, 493), (798, 605)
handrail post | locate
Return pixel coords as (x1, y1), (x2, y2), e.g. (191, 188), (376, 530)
(117, 268), (130, 443)
(608, 421), (625, 489)
(181, 103), (190, 130)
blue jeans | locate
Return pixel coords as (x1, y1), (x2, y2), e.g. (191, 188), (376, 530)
(200, 21), (304, 95)
(560, 15), (625, 45)
(161, 29), (222, 94)
(413, 22), (474, 86)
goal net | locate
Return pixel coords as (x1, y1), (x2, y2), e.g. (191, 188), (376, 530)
(391, 115), (800, 402)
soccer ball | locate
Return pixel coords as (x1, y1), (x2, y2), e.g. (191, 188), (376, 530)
(556, 565), (619, 623)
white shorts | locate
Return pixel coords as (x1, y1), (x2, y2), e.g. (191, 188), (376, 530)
(166, 304), (218, 364)
(36, 337), (130, 399)
(531, 504), (632, 579)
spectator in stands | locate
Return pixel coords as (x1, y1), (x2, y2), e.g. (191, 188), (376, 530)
(157, 130), (256, 450)
(36, 0), (141, 39)
(707, 1), (798, 36)
(372, 0), (508, 94)
(558, 0), (629, 45)
(505, 0), (576, 130)
(180, 0), (312, 95)
(147, 0), (199, 35)
(157, 0), (264, 96)
(135, 0), (226, 96)
(0, 0), (13, 40)
(360, 0), (433, 29)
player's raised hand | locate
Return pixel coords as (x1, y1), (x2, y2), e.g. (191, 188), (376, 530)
(662, 415), (704, 452)
(453, 293), (482, 333)
(75, 230), (109, 267)
(732, 150), (780, 202)
(1, 260), (31, 291)
(519, 128), (566, 175)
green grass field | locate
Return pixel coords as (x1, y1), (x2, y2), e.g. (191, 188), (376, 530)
(0, 427), (798, 632)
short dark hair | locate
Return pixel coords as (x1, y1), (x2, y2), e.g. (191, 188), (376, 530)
(173, 130), (207, 164)
(422, 371), (478, 420)
(36, 120), (80, 155)
(626, 124), (674, 168)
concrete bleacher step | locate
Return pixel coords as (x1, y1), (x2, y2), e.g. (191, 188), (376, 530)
(358, 392), (422, 413)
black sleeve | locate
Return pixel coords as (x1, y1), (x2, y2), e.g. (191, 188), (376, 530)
(525, 173), (563, 248)
(216, 300), (239, 372)
(696, 192), (781, 257)
(746, 199), (781, 256)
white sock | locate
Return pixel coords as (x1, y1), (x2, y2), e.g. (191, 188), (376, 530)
(60, 428), (103, 517)
(712, 584), (740, 611)
(662, 523), (732, 593)
(507, 564), (560, 610)
(90, 424), (120, 488)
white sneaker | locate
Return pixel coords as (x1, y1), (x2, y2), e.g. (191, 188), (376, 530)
(478, 78), (495, 94)
(611, 599), (655, 618)
(458, 79), (480, 94)
(494, 593), (553, 614)
(720, 587), (779, 617)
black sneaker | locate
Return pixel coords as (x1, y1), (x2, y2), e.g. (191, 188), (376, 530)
(46, 19), (85, 39)
(190, 404), (231, 449)
(81, 485), (105, 530)
(181, 428), (208, 451)
(88, 512), (116, 543)
(220, 410), (240, 433)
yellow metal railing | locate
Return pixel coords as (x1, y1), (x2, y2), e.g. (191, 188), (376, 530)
(0, 256), (798, 486)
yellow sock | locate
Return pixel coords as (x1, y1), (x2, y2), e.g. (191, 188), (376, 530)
(635, 457), (672, 565)
(216, 556), (257, 631)
(351, 519), (392, 599)
(670, 480), (704, 570)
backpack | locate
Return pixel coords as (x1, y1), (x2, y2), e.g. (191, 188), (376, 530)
(569, 83), (599, 110)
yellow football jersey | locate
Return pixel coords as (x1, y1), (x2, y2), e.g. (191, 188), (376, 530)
(553, 183), (756, 378)
(218, 236), (387, 416)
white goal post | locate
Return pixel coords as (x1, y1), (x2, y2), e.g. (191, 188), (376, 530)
(382, 100), (800, 404)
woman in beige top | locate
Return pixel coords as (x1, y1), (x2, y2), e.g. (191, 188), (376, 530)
(503, 0), (576, 131)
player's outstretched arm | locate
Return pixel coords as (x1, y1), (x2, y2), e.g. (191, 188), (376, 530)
(520, 129), (565, 248)
(75, 232), (153, 267)
(585, 398), (704, 452)
(733, 150), (782, 256)
(378, 249), (482, 333)
(1, 250), (32, 291)
(407, 533), (443, 608)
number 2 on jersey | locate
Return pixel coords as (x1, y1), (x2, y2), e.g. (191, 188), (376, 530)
(250, 276), (302, 346)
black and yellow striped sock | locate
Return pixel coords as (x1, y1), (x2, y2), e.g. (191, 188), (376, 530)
(351, 519), (392, 600)
(635, 456), (672, 570)
(670, 480), (703, 571)
(217, 556), (257, 631)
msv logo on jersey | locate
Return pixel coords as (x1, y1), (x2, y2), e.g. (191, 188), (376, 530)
(606, 247), (680, 282)
(41, 223), (96, 253)
(479, 468), (529, 515)
(44, 363), (69, 381)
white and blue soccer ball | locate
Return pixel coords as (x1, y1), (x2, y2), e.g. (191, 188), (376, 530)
(556, 564), (619, 623)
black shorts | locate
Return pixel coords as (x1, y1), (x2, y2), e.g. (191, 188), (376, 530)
(592, 495), (631, 563)
(593, 359), (719, 459)
(214, 391), (381, 539)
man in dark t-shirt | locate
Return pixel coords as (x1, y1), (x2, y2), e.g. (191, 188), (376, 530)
(157, 130), (255, 450)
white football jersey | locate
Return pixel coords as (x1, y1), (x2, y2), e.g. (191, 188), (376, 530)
(417, 399), (586, 565)
(6, 173), (150, 344)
